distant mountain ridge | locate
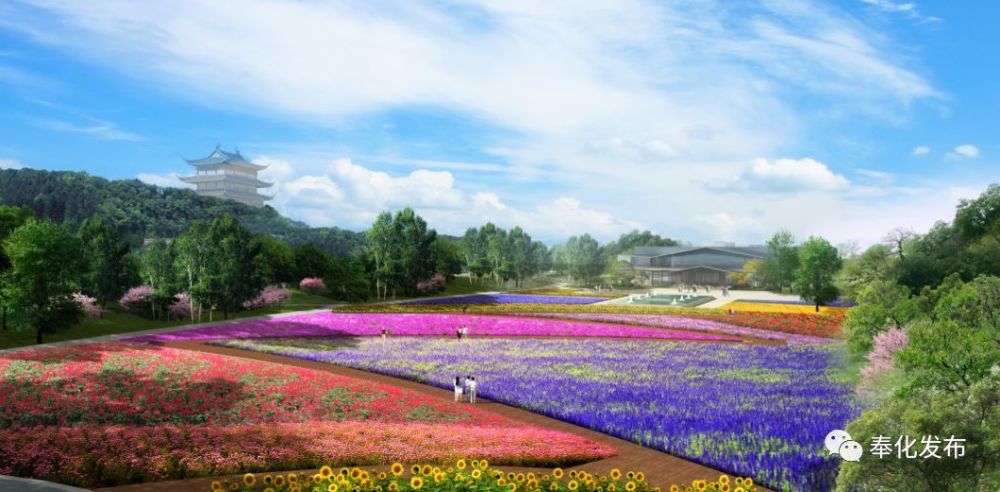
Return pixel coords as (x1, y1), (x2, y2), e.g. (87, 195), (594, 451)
(0, 168), (365, 257)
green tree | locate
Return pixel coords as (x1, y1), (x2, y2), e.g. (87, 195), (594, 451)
(364, 208), (438, 299)
(844, 279), (922, 353)
(792, 236), (841, 311)
(174, 222), (211, 321)
(836, 376), (1000, 492)
(461, 226), (492, 284)
(606, 260), (638, 288)
(836, 244), (898, 302)
(141, 239), (177, 319)
(79, 216), (140, 308)
(258, 234), (296, 284)
(201, 216), (266, 319)
(897, 276), (1000, 391)
(602, 230), (678, 257)
(727, 258), (764, 288)
(565, 234), (605, 284)
(432, 237), (463, 280)
(764, 229), (799, 292)
(1, 219), (86, 344)
(326, 257), (369, 302)
(0, 205), (33, 331)
(955, 183), (1000, 243)
(294, 244), (337, 281)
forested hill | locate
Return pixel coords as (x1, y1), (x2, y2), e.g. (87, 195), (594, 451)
(0, 168), (365, 256)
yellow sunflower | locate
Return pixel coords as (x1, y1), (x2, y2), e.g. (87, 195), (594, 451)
(275, 476), (286, 487)
(243, 474), (257, 486)
(610, 469), (622, 480)
(211, 480), (223, 491)
(321, 466), (334, 478)
(568, 480), (579, 491)
(472, 469), (482, 479)
(389, 482), (399, 491)
(457, 459), (467, 470)
(421, 465), (433, 476)
(625, 481), (636, 491)
(328, 484), (339, 492)
(411, 477), (424, 490)
(635, 473), (645, 483)
(553, 468), (565, 479)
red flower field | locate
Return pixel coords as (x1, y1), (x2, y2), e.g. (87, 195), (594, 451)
(0, 344), (615, 487)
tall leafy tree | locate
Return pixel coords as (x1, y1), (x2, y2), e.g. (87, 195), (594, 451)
(461, 226), (492, 284)
(79, 216), (140, 307)
(365, 208), (438, 299)
(954, 183), (1000, 243)
(793, 236), (842, 311)
(2, 219), (86, 344)
(836, 244), (898, 301)
(366, 211), (395, 300)
(764, 229), (799, 292)
(141, 239), (177, 319)
(293, 244), (337, 281)
(258, 234), (296, 284)
(565, 234), (605, 284)
(174, 221), (212, 321)
(0, 205), (33, 331)
(201, 215), (266, 319)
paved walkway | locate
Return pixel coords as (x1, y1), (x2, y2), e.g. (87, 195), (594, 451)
(0, 476), (90, 492)
(92, 341), (770, 492)
(598, 288), (803, 309)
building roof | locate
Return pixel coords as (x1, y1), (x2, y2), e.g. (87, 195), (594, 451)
(185, 145), (268, 171)
(178, 173), (274, 188)
(631, 245), (768, 258)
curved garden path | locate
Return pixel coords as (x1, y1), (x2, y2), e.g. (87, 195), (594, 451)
(97, 341), (772, 492)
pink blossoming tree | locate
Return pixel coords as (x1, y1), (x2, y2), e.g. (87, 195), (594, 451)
(243, 285), (292, 310)
(299, 277), (326, 295)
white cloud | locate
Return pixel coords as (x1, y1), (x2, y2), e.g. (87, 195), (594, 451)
(267, 158), (638, 241)
(860, 0), (941, 23)
(136, 172), (193, 188)
(31, 117), (144, 142)
(912, 145), (930, 155)
(0, 157), (23, 169)
(0, 1), (959, 246)
(949, 144), (979, 159)
(710, 157), (850, 193)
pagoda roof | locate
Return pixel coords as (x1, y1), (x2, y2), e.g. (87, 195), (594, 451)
(185, 145), (268, 171)
(178, 173), (274, 188)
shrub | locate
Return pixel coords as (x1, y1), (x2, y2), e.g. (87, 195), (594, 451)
(416, 273), (447, 293)
(119, 285), (153, 311)
(72, 293), (101, 318)
(299, 277), (326, 295)
(243, 285), (292, 310)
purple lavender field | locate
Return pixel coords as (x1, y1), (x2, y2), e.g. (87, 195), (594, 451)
(402, 293), (610, 305)
(217, 336), (860, 492)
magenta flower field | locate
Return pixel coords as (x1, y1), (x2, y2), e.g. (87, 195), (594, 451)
(131, 312), (742, 343)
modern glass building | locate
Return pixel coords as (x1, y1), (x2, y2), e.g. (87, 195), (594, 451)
(622, 245), (768, 286)
(180, 146), (273, 208)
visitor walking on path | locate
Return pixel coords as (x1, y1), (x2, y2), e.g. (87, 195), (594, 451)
(453, 376), (464, 402)
(467, 377), (478, 404)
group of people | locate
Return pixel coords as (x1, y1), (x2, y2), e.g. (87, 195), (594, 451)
(455, 326), (470, 339)
(380, 328), (393, 339)
(679, 284), (712, 293)
(454, 376), (478, 403)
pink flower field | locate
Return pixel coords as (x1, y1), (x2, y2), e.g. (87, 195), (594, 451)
(0, 344), (614, 487)
(129, 312), (742, 343)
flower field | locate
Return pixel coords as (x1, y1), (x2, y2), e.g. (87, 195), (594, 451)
(507, 313), (834, 345)
(131, 312), (741, 344)
(220, 337), (859, 492)
(335, 304), (846, 339)
(219, 460), (726, 492)
(404, 293), (611, 305)
(719, 302), (849, 315)
(0, 344), (614, 487)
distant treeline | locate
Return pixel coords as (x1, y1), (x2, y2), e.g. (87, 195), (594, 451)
(0, 168), (365, 257)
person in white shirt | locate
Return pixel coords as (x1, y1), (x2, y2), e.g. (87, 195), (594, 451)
(467, 377), (478, 404)
(453, 377), (464, 402)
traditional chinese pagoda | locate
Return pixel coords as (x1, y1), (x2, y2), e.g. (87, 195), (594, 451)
(180, 146), (273, 208)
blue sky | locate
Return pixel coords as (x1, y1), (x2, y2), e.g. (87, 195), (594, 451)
(0, 0), (997, 245)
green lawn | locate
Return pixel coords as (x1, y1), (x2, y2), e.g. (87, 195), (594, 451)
(0, 288), (337, 350)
